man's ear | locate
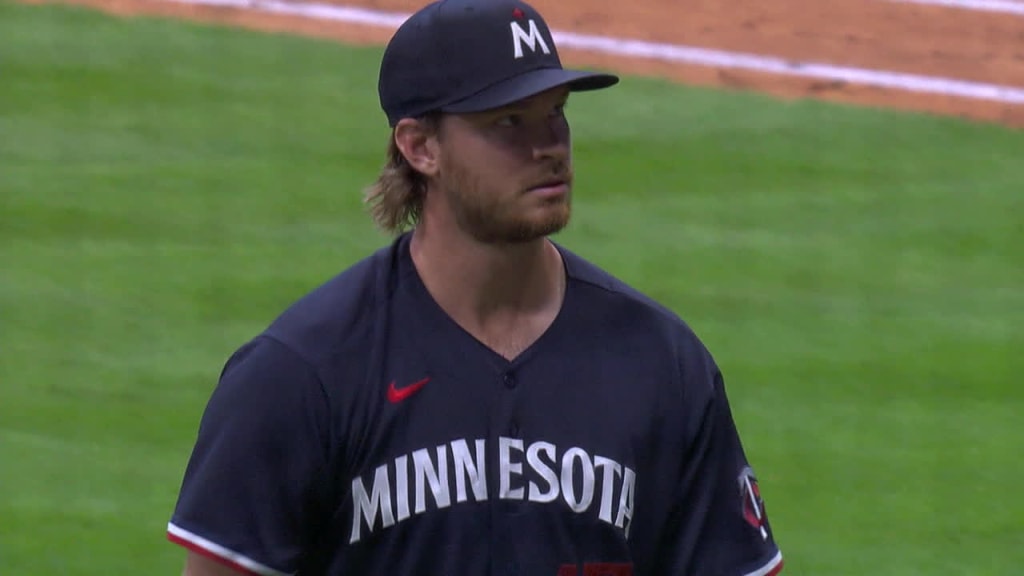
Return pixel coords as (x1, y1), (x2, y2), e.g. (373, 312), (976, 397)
(394, 117), (441, 177)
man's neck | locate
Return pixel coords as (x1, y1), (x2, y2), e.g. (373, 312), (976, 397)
(409, 222), (566, 358)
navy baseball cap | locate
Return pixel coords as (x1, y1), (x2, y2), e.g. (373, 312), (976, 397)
(378, 0), (620, 127)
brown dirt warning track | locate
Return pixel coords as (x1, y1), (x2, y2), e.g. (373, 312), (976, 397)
(21, 0), (1024, 127)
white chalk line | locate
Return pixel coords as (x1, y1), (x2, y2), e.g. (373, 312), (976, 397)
(887, 0), (1024, 15)
(163, 0), (1024, 105)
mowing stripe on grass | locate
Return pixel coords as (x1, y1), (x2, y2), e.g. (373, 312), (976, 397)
(160, 0), (1024, 104)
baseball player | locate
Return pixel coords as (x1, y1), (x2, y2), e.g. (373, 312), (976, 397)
(167, 0), (784, 574)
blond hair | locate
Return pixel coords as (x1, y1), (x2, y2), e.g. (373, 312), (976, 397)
(363, 116), (440, 234)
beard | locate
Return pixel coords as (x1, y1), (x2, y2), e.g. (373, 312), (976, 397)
(440, 156), (572, 245)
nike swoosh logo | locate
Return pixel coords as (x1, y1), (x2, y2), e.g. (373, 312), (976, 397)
(387, 377), (430, 403)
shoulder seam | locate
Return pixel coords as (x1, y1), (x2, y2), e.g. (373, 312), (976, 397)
(252, 332), (333, 412)
(568, 273), (684, 326)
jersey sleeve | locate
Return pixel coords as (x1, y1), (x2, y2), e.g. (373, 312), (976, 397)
(658, 366), (784, 576)
(167, 335), (331, 576)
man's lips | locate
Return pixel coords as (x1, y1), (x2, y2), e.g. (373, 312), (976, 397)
(527, 178), (570, 194)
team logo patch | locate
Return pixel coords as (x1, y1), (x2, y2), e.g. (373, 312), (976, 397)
(510, 18), (551, 59)
(737, 466), (769, 540)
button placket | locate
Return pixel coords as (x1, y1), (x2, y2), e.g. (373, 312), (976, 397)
(501, 372), (520, 437)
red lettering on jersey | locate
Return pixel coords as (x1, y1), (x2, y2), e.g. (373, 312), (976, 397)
(584, 563), (633, 576)
(557, 563), (633, 576)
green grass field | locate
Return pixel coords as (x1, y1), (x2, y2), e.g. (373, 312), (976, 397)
(2, 2), (1022, 573)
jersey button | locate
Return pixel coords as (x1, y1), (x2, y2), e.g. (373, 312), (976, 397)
(503, 372), (516, 389)
(509, 422), (520, 436)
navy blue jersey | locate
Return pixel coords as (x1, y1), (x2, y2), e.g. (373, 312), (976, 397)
(168, 233), (783, 576)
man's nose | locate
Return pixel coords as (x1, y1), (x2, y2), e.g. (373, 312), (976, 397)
(531, 119), (570, 162)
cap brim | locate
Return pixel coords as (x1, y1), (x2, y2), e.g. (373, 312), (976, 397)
(440, 68), (619, 114)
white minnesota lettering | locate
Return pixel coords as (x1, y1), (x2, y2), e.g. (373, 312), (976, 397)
(413, 445), (451, 513)
(615, 467), (637, 538)
(451, 439), (488, 503)
(395, 455), (410, 521)
(498, 437), (525, 500)
(593, 456), (622, 523)
(561, 447), (595, 512)
(350, 464), (394, 544)
(348, 437), (636, 543)
(526, 441), (559, 502)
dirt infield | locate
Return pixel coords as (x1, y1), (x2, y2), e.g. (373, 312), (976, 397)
(25, 0), (1024, 127)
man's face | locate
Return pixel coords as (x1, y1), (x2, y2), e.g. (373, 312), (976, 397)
(435, 86), (574, 244)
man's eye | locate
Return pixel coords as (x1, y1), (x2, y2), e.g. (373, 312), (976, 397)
(552, 104), (567, 117)
(496, 114), (522, 127)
